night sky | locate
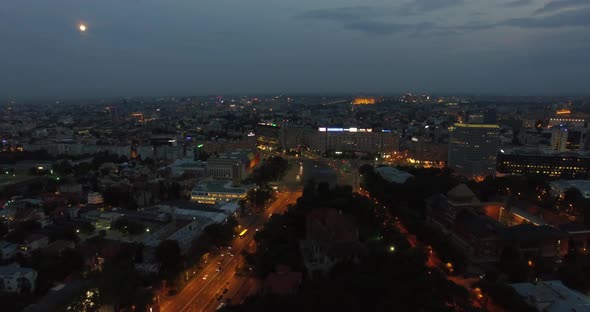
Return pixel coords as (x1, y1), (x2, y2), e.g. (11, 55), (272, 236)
(1, 0), (589, 97)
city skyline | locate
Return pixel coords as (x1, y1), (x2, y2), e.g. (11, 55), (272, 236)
(2, 0), (590, 98)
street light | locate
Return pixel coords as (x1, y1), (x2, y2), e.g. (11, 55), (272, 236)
(389, 246), (395, 252)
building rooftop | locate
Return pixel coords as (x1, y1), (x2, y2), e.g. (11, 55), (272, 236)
(375, 167), (413, 184)
(503, 223), (566, 242)
(501, 147), (590, 157)
(214, 149), (254, 160)
(446, 184), (480, 205)
(192, 180), (254, 194)
(453, 123), (499, 129)
(511, 280), (590, 312)
(0, 264), (36, 276)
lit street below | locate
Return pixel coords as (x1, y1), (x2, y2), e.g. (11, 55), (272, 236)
(159, 190), (301, 312)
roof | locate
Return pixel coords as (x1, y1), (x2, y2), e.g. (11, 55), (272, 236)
(454, 211), (506, 239)
(447, 184), (479, 204)
(503, 224), (566, 242)
(374, 167), (413, 184)
(511, 280), (590, 312)
(192, 180), (254, 194)
(559, 222), (590, 234)
(453, 123), (499, 129)
(0, 264), (36, 276)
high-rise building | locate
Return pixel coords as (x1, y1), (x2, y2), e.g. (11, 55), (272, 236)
(311, 128), (400, 155)
(551, 127), (569, 151)
(551, 127), (584, 151)
(448, 123), (501, 177)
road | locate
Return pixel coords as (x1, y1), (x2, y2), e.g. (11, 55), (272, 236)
(160, 190), (301, 312)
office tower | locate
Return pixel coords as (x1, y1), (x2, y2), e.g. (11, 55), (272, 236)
(448, 123), (501, 177)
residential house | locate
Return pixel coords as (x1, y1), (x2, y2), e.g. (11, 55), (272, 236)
(0, 265), (37, 293)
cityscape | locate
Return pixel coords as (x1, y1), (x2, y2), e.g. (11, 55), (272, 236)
(2, 1), (590, 312)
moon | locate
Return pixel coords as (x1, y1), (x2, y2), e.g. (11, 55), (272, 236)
(79, 24), (87, 32)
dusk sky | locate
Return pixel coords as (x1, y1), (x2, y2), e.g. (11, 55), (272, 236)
(1, 0), (589, 98)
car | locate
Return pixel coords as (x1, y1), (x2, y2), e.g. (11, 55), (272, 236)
(216, 266), (222, 272)
(223, 288), (228, 294)
(217, 261), (222, 265)
(217, 294), (223, 301)
(216, 303), (226, 310)
(202, 274), (208, 280)
(167, 289), (178, 296)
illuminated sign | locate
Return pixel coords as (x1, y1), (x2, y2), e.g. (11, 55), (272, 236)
(320, 127), (374, 133)
(197, 144), (204, 148)
(382, 130), (392, 133)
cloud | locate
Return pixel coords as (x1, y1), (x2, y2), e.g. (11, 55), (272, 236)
(504, 7), (590, 28)
(296, 6), (391, 22)
(534, 0), (590, 14)
(457, 6), (590, 31)
(342, 21), (439, 36)
(502, 0), (535, 7)
(400, 0), (464, 14)
(296, 5), (448, 36)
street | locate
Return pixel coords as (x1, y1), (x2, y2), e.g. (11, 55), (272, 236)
(160, 190), (301, 312)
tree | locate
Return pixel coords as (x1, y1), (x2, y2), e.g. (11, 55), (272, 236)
(53, 160), (73, 176)
(155, 240), (182, 281)
(245, 186), (275, 212)
(96, 259), (142, 308)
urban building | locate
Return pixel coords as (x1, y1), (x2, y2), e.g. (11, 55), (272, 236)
(87, 192), (104, 205)
(0, 265), (37, 293)
(256, 122), (282, 151)
(207, 149), (260, 181)
(408, 140), (448, 168)
(448, 123), (501, 177)
(310, 128), (400, 155)
(352, 97), (376, 105)
(497, 148), (590, 178)
(548, 117), (585, 128)
(190, 180), (255, 204)
(144, 220), (204, 256)
(551, 127), (583, 151)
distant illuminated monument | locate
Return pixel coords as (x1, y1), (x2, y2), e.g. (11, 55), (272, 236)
(352, 97), (376, 105)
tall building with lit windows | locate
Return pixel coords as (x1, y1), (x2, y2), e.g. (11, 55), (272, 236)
(497, 148), (590, 178)
(448, 123), (501, 177)
(310, 127), (400, 155)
